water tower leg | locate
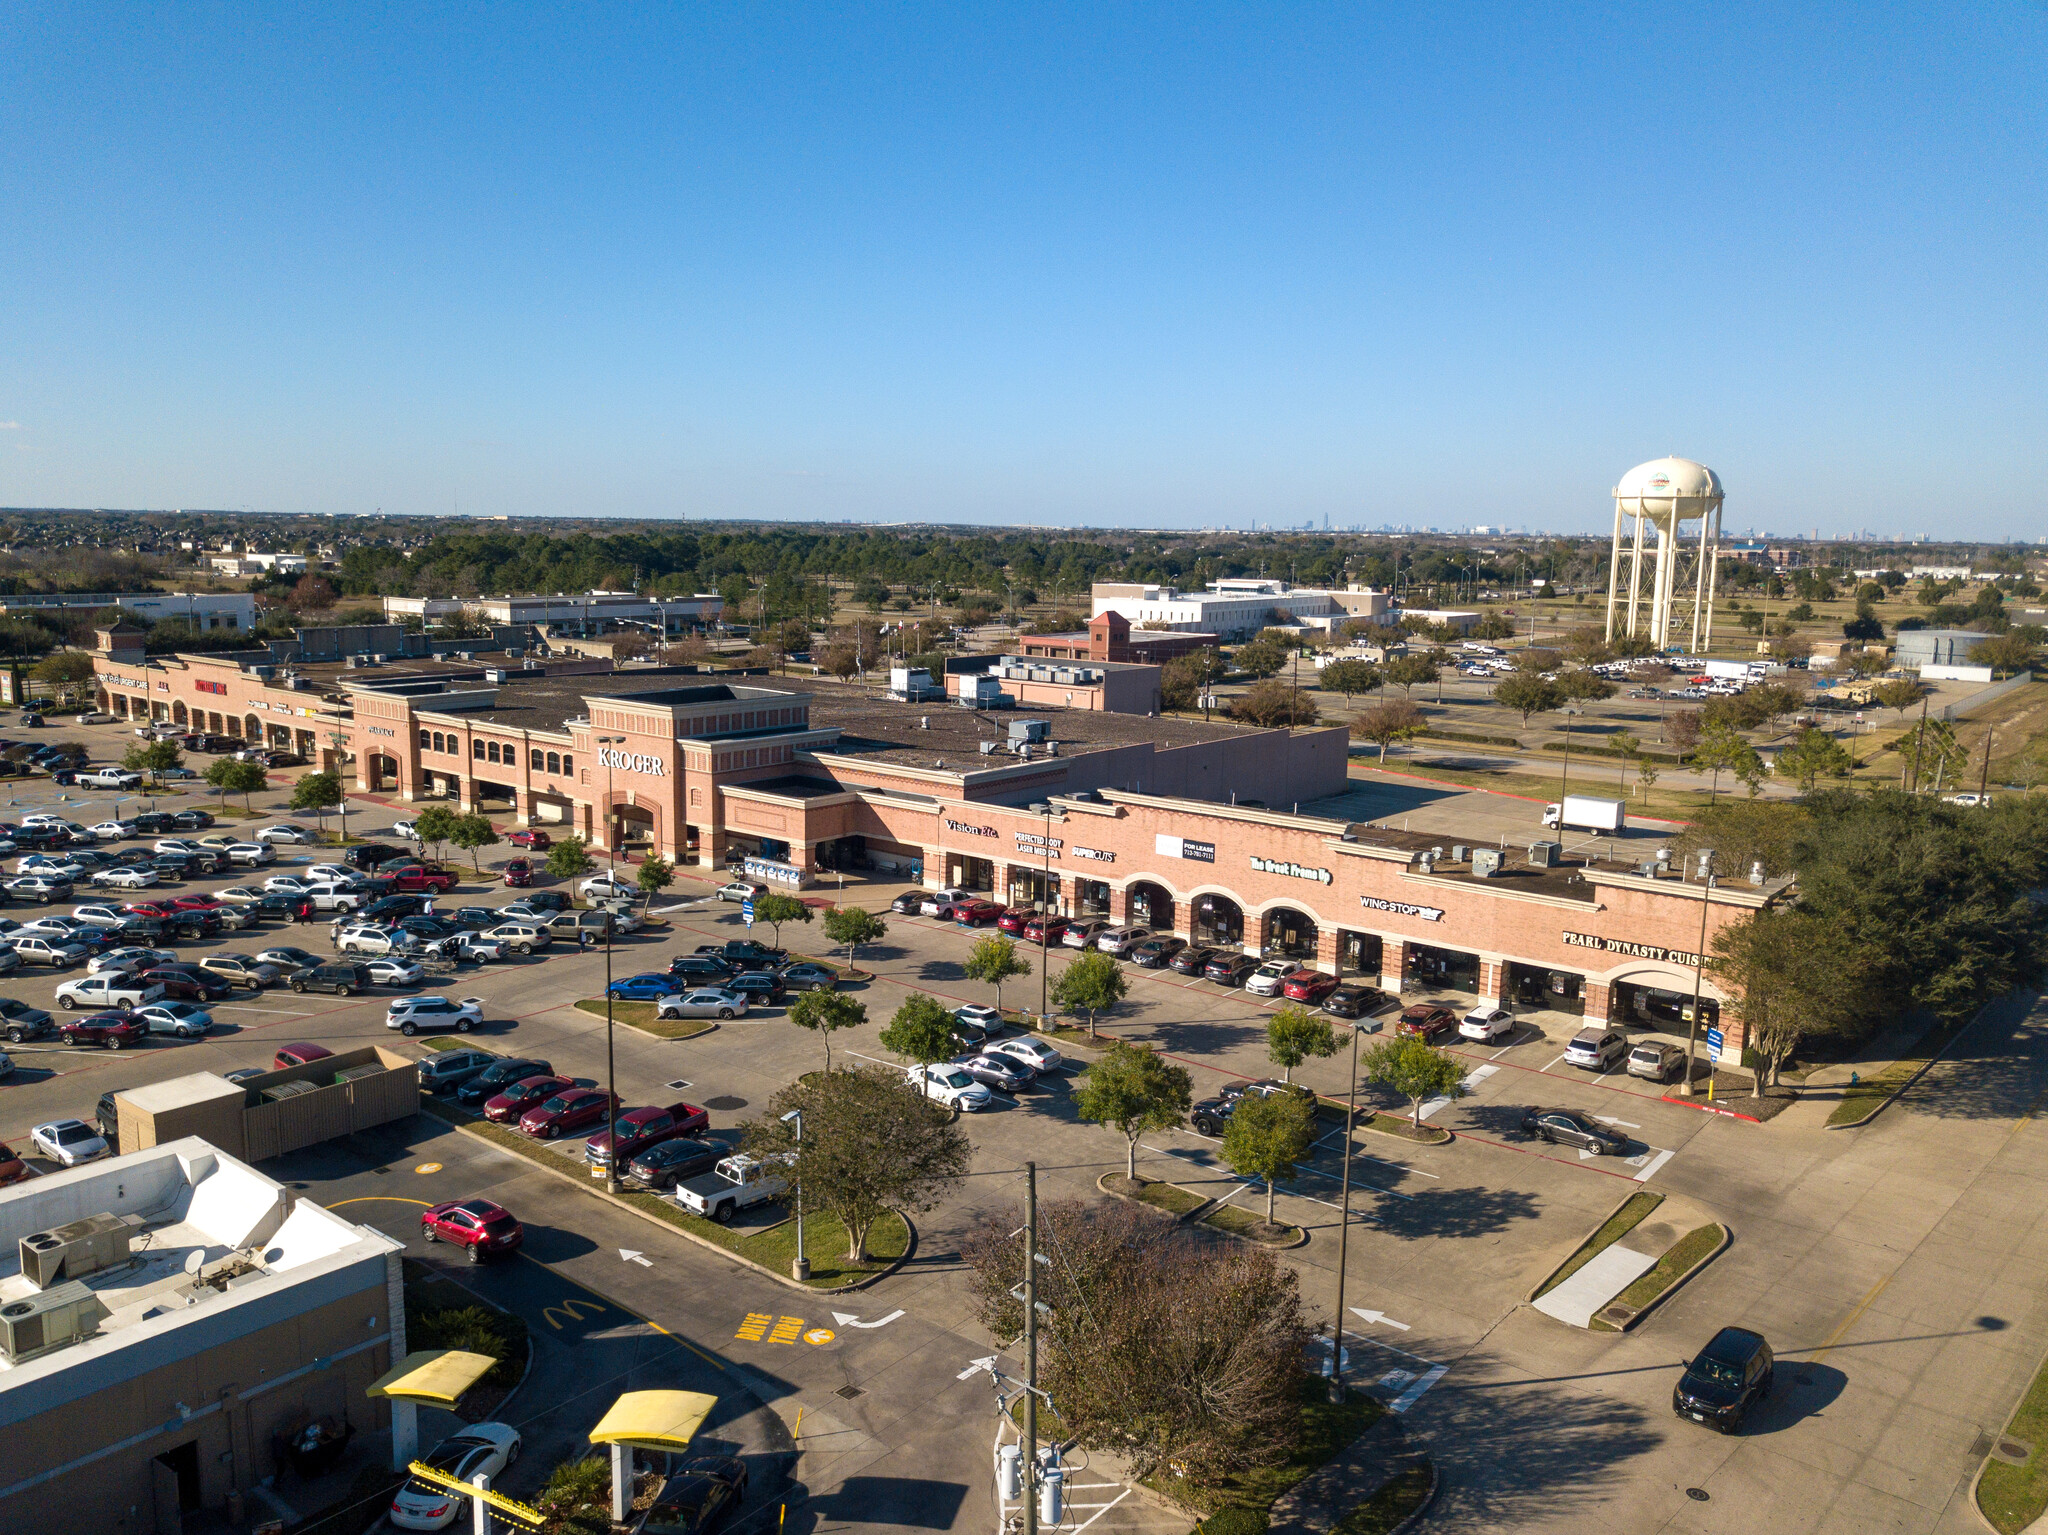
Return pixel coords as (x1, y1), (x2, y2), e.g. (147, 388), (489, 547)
(1604, 502), (1625, 641)
(1626, 509), (1649, 638)
(1698, 505), (1721, 652)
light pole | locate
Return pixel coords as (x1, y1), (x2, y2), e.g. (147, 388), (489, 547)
(1327, 1014), (1362, 1402)
(783, 1109), (807, 1280)
(1557, 704), (1582, 801)
(601, 908), (620, 1189)
(1680, 848), (1715, 1096)
(596, 735), (625, 870)
(1030, 802), (1055, 1024)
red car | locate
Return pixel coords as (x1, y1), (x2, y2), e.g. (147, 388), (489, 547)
(274, 1041), (333, 1070)
(420, 1198), (524, 1263)
(519, 1086), (620, 1139)
(1282, 970), (1341, 1004)
(124, 901), (179, 920)
(952, 900), (1004, 928)
(384, 864), (457, 894)
(1022, 914), (1068, 943)
(507, 828), (553, 850)
(484, 1074), (575, 1124)
(167, 894), (223, 913)
(60, 1010), (146, 1050)
(583, 1101), (708, 1171)
(503, 858), (533, 888)
(996, 908), (1031, 935)
(0, 1141), (27, 1186)
(1398, 1004), (1458, 1041)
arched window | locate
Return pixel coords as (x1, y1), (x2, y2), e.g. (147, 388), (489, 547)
(530, 749), (543, 770)
(419, 730), (431, 751)
(472, 739), (484, 760)
(561, 754), (573, 774)
(546, 752), (560, 774)
(488, 741), (502, 763)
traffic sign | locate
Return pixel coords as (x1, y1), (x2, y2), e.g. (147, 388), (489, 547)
(1705, 1027), (1725, 1060)
(741, 898), (755, 917)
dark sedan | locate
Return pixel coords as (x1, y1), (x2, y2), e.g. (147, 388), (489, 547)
(1128, 935), (1187, 969)
(519, 1087), (621, 1139)
(484, 1073), (576, 1124)
(1168, 945), (1218, 976)
(1520, 1107), (1630, 1155)
(454, 1056), (556, 1107)
(631, 1456), (749, 1535)
(1203, 953), (1261, 987)
(956, 1052), (1035, 1092)
(776, 963), (839, 993)
(1323, 985), (1386, 1019)
(889, 892), (925, 916)
(623, 1134), (739, 1191)
(1398, 1004), (1457, 1041)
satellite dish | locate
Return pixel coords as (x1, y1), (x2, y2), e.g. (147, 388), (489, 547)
(183, 1250), (205, 1275)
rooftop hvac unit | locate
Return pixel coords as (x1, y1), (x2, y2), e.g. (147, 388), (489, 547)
(1471, 848), (1503, 878)
(979, 740), (999, 755)
(1044, 740), (1058, 757)
(484, 668), (508, 683)
(1527, 840), (1562, 868)
(1451, 844), (1469, 862)
(0, 1280), (108, 1364)
(1008, 718), (1050, 743)
(20, 1212), (145, 1289)
(249, 666), (274, 681)
(371, 654), (387, 664)
(456, 651), (474, 661)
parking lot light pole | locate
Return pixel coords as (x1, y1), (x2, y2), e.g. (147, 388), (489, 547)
(1328, 1015), (1362, 1403)
(1030, 802), (1053, 1024)
(602, 909), (620, 1191)
(596, 736), (625, 871)
(783, 1109), (807, 1280)
(1680, 849), (1716, 1096)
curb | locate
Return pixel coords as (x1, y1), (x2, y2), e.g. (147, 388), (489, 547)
(1527, 1189), (1662, 1304)
(1823, 1004), (1994, 1130)
(1659, 1093), (1765, 1124)
(1096, 1171), (1207, 1223)
(1600, 1223), (1731, 1333)
(423, 1106), (915, 1295)
(1387, 1460), (1441, 1535)
(1968, 1321), (2048, 1535)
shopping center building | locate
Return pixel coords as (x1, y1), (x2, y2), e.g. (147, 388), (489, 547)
(94, 633), (1777, 1050)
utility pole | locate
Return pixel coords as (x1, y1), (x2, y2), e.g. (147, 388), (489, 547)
(1024, 1161), (1039, 1535)
(1328, 1018), (1361, 1402)
(1680, 849), (1715, 1096)
(1981, 729), (1993, 800)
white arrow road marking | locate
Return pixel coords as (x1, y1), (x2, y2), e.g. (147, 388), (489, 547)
(958, 1355), (998, 1381)
(830, 1309), (905, 1329)
(1349, 1307), (1412, 1331)
(1631, 1149), (1676, 1182)
(619, 1249), (652, 1267)
(1594, 1115), (1641, 1128)
(1578, 1147), (1601, 1160)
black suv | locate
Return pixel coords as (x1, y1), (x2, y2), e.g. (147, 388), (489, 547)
(132, 811), (178, 835)
(345, 843), (404, 871)
(290, 962), (375, 996)
(453, 1056), (556, 1107)
(1673, 1327), (1772, 1432)
(1202, 953), (1260, 987)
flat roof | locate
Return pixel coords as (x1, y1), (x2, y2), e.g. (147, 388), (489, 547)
(380, 668), (736, 735)
(117, 1071), (244, 1115)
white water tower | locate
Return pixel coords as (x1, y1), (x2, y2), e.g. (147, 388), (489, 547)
(1603, 456), (1724, 652)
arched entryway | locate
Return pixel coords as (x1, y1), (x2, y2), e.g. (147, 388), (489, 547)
(244, 714), (261, 741)
(1126, 880), (1174, 932)
(1192, 893), (1244, 947)
(612, 803), (657, 853)
(367, 754), (399, 791)
(171, 701), (188, 726)
(1261, 907), (1319, 960)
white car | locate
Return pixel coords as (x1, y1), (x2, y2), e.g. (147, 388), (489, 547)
(91, 945), (175, 975)
(18, 814), (71, 829)
(68, 904), (132, 928)
(952, 1004), (1006, 1040)
(32, 1118), (110, 1167)
(255, 823), (316, 843)
(134, 1002), (213, 1038)
(451, 933), (510, 964)
(56, 973), (165, 1010)
(88, 819), (138, 840)
(90, 865), (159, 889)
(364, 957), (426, 986)
(195, 834), (239, 852)
(1094, 926), (1150, 956)
(1062, 921), (1111, 949)
(717, 881), (764, 903)
(1564, 1026), (1628, 1072)
(988, 1036), (1064, 1073)
(154, 838), (202, 856)
(304, 882), (366, 911)
(10, 936), (86, 967)
(225, 842), (274, 866)
(909, 1062), (994, 1111)
(578, 874), (635, 901)
(265, 875), (316, 896)
(76, 711), (117, 725)
(1458, 1007), (1517, 1043)
(215, 885), (268, 905)
(388, 1423), (522, 1531)
(391, 819), (422, 842)
(1243, 961), (1303, 998)
(337, 925), (404, 956)
(386, 995), (483, 1036)
(654, 987), (750, 1020)
(304, 864), (361, 884)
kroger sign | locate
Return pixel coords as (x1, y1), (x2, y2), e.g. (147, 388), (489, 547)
(597, 747), (667, 777)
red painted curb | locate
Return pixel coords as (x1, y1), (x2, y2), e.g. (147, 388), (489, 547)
(1659, 1093), (1763, 1123)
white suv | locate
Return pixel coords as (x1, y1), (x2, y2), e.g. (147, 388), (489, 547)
(909, 1062), (994, 1112)
(1095, 926), (1150, 957)
(336, 924), (409, 956)
(1244, 960), (1304, 998)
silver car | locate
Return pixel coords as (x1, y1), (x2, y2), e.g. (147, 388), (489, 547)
(1094, 926), (1150, 956)
(654, 987), (750, 1020)
(1565, 1026), (1628, 1072)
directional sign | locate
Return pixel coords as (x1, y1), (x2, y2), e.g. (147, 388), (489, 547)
(741, 898), (755, 917)
(1349, 1307), (1412, 1332)
(830, 1309), (904, 1330)
(1705, 1027), (1725, 1060)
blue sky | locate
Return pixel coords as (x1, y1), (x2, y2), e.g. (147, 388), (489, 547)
(2, 4), (2043, 536)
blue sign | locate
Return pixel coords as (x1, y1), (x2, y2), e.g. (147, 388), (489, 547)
(1705, 1027), (1725, 1059)
(741, 898), (755, 917)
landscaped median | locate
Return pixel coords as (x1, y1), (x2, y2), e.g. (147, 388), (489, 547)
(571, 998), (717, 1041)
(1826, 1013), (1973, 1128)
(1531, 1191), (1665, 1303)
(1313, 1097), (1452, 1146)
(414, 1094), (910, 1291)
(1592, 1223), (1728, 1331)
(1097, 1172), (1306, 1248)
(1975, 1342), (2048, 1534)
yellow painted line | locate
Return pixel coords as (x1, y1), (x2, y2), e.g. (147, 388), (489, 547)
(326, 1195), (432, 1208)
(515, 1253), (727, 1372)
(1809, 1273), (1892, 1364)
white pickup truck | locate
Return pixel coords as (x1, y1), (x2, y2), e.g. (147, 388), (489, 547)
(55, 973), (165, 1010)
(77, 769), (144, 790)
(671, 1154), (789, 1225)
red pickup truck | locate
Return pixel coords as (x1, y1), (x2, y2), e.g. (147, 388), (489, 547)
(583, 1102), (709, 1175)
(381, 864), (457, 894)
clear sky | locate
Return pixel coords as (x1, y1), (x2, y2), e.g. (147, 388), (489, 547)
(2, 4), (2043, 537)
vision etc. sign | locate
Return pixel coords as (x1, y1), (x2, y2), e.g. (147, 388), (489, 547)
(597, 747), (666, 777)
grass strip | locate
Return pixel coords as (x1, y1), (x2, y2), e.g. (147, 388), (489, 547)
(416, 1095), (903, 1288)
(1330, 1463), (1434, 1535)
(571, 997), (717, 1040)
(1826, 1017), (1964, 1126)
(1200, 1203), (1303, 1245)
(1103, 1174), (1208, 1216)
(1978, 1349), (2048, 1534)
(1533, 1191), (1664, 1300)
(1182, 1381), (1384, 1531)
(1599, 1223), (1724, 1321)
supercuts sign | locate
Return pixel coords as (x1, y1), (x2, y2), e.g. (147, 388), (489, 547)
(1562, 931), (1701, 967)
(597, 747), (666, 777)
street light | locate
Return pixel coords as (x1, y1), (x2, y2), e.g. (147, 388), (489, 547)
(596, 735), (625, 870)
(782, 1109), (808, 1280)
(1680, 849), (1716, 1096)
(1327, 1013), (1363, 1403)
(1030, 802), (1055, 1024)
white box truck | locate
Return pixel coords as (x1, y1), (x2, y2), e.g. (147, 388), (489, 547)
(1542, 795), (1626, 833)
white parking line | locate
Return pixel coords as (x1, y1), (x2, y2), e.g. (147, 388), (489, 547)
(1630, 1148), (1675, 1183)
(1541, 1051), (1569, 1071)
(216, 1005), (313, 1016)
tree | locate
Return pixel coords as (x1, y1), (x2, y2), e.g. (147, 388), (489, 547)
(752, 891), (812, 949)
(1075, 1042), (1193, 1181)
(747, 1066), (969, 1260)
(1229, 679), (1319, 727)
(880, 995), (963, 1092)
(124, 738), (184, 784)
(1871, 679), (1925, 718)
(1708, 907), (1865, 1096)
(1317, 659), (1380, 702)
(449, 812), (500, 872)
(1051, 949), (1130, 1037)
(1896, 719), (1969, 791)
(962, 934), (1030, 1012)
(1493, 672), (1564, 726)
(1350, 698), (1426, 763)
(635, 854), (675, 908)
(1266, 1007), (1340, 1084)
(1842, 607), (1885, 642)
(1475, 612), (1516, 641)
(1668, 708), (1704, 763)
(823, 905), (886, 968)
(414, 804), (461, 864)
(31, 651), (96, 696)
(288, 769), (343, 833)
(1971, 632), (2039, 677)
(818, 644), (859, 681)
(788, 989), (867, 1073)
(1693, 725), (1765, 803)
(544, 835), (594, 881)
(1221, 1089), (1318, 1226)
(1555, 669), (1617, 704)
(1362, 1034), (1466, 1128)
(287, 575), (337, 611)
(1160, 650), (1226, 710)
(1232, 640), (1288, 679)
(960, 1198), (1309, 1490)
(204, 756), (266, 813)
(1774, 728), (1854, 792)
(1382, 653), (1439, 698)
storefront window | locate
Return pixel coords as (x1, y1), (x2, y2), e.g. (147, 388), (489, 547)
(1009, 866), (1061, 912)
(1193, 895), (1244, 947)
(1262, 907), (1319, 960)
(1127, 882), (1174, 932)
(947, 855), (994, 893)
(1075, 879), (1111, 917)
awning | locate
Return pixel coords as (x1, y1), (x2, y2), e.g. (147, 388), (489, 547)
(365, 1350), (499, 1407)
(587, 1390), (719, 1452)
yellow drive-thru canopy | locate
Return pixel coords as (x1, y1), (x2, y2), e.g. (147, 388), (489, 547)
(366, 1350), (500, 1408)
(588, 1390), (720, 1453)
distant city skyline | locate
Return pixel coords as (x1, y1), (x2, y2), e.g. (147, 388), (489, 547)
(2, 6), (2043, 536)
